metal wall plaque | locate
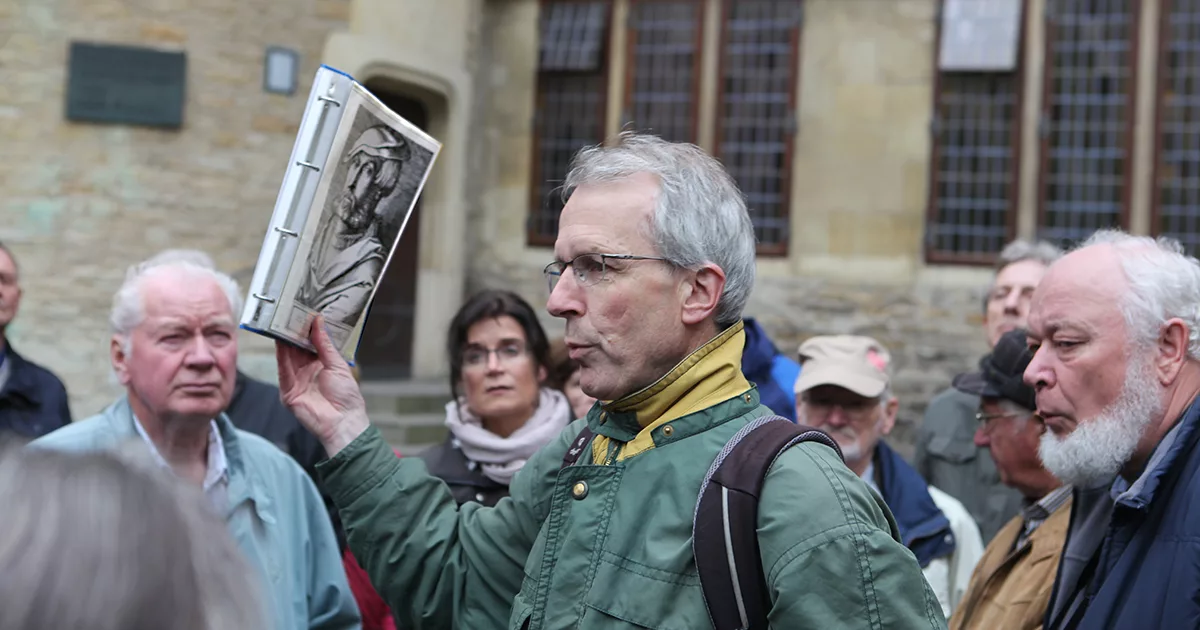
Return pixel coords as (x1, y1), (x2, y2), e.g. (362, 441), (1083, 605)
(939, 0), (1023, 72)
(65, 41), (187, 129)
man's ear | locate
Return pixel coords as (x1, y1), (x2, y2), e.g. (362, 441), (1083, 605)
(880, 397), (899, 436)
(111, 335), (132, 386)
(1156, 318), (1191, 385)
(680, 263), (726, 326)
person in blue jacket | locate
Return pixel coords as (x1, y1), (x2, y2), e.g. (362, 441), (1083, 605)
(741, 317), (801, 421)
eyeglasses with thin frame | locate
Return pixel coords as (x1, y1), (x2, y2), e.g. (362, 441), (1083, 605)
(461, 340), (529, 370)
(543, 253), (670, 292)
(801, 396), (881, 422)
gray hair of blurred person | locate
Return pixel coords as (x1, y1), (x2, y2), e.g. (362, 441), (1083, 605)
(1076, 230), (1200, 358)
(994, 239), (1063, 273)
(561, 131), (757, 327)
(981, 238), (1063, 312)
(0, 440), (265, 630)
(110, 249), (243, 353)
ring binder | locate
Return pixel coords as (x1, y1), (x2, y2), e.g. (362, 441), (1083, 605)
(240, 64), (442, 363)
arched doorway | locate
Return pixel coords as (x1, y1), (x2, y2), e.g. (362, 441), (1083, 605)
(355, 83), (428, 380)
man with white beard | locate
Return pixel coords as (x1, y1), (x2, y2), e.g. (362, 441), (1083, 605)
(1024, 229), (1200, 629)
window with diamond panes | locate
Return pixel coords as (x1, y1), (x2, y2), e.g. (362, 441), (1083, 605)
(624, 0), (702, 143)
(528, 1), (611, 245)
(1155, 0), (1200, 255)
(1039, 0), (1136, 248)
(715, 0), (802, 254)
(926, 72), (1022, 262)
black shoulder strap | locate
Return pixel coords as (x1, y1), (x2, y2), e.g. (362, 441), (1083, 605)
(693, 416), (843, 630)
(561, 426), (595, 469)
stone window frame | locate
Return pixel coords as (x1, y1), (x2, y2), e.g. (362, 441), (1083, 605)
(712, 0), (804, 256)
(527, 0), (615, 247)
(1035, 0), (1139, 248)
(526, 0), (805, 255)
(925, 0), (1028, 264)
(1152, 0), (1200, 255)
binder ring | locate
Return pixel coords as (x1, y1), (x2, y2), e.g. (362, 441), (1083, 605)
(296, 161), (321, 171)
(273, 227), (299, 237)
(318, 95), (342, 107)
(252, 293), (277, 303)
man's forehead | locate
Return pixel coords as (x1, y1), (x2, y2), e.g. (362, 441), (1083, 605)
(1027, 279), (1119, 337)
(994, 259), (1047, 288)
(556, 177), (658, 257)
(144, 312), (235, 328)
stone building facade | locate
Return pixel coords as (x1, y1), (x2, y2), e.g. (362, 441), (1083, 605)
(6, 0), (1195, 454)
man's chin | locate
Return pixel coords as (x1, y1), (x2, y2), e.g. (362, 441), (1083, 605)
(169, 399), (228, 422)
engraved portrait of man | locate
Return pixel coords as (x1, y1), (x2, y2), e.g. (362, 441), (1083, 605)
(298, 124), (410, 327)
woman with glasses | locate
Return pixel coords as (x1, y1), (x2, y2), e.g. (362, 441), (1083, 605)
(418, 289), (572, 507)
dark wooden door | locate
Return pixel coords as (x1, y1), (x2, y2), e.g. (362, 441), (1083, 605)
(355, 87), (427, 380)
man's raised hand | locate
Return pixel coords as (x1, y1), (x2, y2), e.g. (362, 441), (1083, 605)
(276, 316), (370, 456)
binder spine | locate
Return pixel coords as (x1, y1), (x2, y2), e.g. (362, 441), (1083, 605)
(240, 67), (350, 330)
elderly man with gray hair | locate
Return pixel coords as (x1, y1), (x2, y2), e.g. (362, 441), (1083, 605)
(914, 238), (1062, 543)
(29, 250), (361, 630)
(275, 132), (942, 629)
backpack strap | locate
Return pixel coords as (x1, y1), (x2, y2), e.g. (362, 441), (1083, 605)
(693, 416), (844, 630)
(561, 426), (596, 469)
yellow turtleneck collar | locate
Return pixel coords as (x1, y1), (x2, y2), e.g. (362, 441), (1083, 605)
(590, 321), (753, 464)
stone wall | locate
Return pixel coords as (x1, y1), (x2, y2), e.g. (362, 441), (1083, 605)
(0, 0), (350, 418)
(470, 0), (994, 457)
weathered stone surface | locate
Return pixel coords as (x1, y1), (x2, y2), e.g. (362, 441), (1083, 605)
(0, 0), (350, 417)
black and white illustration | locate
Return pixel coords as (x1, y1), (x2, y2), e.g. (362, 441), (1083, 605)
(294, 105), (435, 330)
(240, 65), (441, 362)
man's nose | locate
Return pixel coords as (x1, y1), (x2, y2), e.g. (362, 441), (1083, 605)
(1024, 346), (1054, 391)
(546, 270), (583, 319)
(1003, 290), (1023, 313)
(974, 424), (990, 448)
(184, 335), (216, 367)
(824, 406), (849, 428)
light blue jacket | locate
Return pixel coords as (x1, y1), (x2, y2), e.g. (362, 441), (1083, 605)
(29, 396), (362, 630)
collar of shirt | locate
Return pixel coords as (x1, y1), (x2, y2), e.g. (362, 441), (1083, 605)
(1110, 416), (1186, 505)
(860, 460), (881, 496)
(131, 415), (230, 495)
(1024, 484), (1073, 522)
(1014, 484), (1073, 550)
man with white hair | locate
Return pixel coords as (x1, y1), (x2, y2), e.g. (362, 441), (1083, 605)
(275, 132), (943, 628)
(795, 335), (984, 619)
(1025, 230), (1200, 629)
(915, 239), (1062, 543)
(29, 251), (361, 630)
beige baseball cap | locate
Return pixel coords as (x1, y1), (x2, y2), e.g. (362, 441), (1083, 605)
(794, 335), (892, 397)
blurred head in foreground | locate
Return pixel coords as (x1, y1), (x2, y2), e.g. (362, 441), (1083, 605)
(0, 441), (264, 630)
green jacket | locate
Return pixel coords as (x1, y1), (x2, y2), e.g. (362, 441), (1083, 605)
(321, 323), (946, 629)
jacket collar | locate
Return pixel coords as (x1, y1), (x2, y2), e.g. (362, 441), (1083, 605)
(587, 321), (756, 464)
(740, 317), (778, 375)
(103, 395), (274, 523)
(874, 440), (956, 567)
(1110, 393), (1200, 511)
(0, 346), (39, 405)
